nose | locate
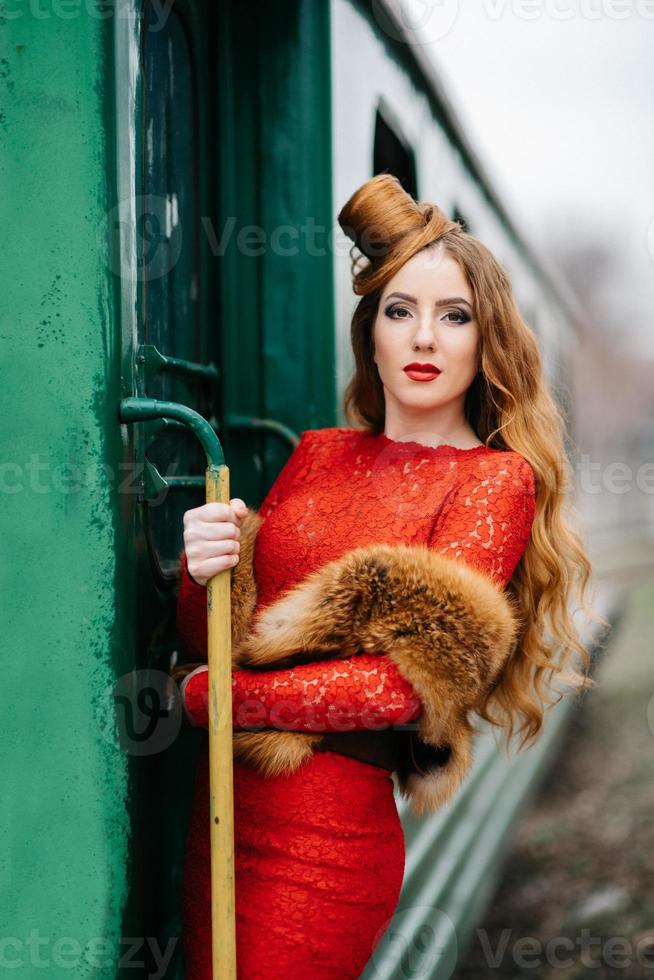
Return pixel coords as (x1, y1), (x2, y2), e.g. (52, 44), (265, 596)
(412, 321), (437, 352)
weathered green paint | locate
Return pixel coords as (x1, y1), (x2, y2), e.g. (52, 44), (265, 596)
(0, 7), (131, 978)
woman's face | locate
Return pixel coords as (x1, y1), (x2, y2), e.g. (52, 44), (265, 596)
(373, 244), (481, 431)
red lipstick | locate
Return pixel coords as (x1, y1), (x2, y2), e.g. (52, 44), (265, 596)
(403, 362), (441, 382)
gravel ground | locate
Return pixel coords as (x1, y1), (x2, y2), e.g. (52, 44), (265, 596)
(455, 573), (654, 980)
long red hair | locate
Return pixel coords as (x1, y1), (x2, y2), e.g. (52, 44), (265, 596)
(338, 173), (608, 752)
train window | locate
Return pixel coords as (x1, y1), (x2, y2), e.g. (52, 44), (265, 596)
(373, 101), (419, 198)
(136, 1), (215, 588)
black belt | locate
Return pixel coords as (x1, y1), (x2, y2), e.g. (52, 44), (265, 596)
(314, 727), (400, 771)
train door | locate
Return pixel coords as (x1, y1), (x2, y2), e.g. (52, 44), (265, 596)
(114, 0), (336, 974)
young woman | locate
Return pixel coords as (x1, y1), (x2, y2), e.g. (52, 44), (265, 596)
(173, 174), (601, 979)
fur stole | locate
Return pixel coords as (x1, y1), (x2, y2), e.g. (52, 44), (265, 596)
(181, 508), (520, 818)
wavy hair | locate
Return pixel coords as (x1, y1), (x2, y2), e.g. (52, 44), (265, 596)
(338, 173), (609, 753)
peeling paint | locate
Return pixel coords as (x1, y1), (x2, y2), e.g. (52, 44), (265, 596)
(1, 9), (132, 978)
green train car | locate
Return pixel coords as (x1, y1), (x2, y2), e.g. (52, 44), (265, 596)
(1, 1), (617, 977)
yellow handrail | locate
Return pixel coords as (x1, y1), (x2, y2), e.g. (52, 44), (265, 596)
(206, 463), (237, 978)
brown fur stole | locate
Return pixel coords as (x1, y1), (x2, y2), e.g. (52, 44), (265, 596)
(175, 507), (519, 818)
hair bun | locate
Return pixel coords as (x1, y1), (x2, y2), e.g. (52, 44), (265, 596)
(337, 174), (423, 259)
(337, 174), (459, 294)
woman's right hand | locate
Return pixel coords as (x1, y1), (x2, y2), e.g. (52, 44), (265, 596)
(183, 497), (249, 587)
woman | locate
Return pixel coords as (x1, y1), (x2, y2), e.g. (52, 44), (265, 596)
(173, 174), (601, 979)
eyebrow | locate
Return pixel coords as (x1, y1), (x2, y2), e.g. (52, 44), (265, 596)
(385, 291), (473, 309)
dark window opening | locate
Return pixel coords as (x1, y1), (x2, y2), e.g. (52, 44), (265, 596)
(452, 205), (470, 233)
(373, 103), (418, 199)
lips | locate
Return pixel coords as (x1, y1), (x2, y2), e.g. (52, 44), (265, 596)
(403, 363), (441, 382)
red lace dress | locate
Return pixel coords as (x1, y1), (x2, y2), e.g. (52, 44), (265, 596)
(177, 427), (537, 980)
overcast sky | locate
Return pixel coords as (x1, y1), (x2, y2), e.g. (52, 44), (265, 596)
(405, 0), (654, 360)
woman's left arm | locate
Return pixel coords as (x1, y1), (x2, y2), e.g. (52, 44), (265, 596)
(428, 455), (537, 588)
(180, 653), (423, 731)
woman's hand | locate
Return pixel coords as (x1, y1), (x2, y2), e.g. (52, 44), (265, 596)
(183, 497), (249, 587)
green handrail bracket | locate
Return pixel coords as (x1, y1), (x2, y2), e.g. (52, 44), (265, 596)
(141, 416), (187, 452)
(119, 397), (225, 469)
(226, 412), (300, 449)
(119, 401), (303, 501)
(137, 344), (220, 391)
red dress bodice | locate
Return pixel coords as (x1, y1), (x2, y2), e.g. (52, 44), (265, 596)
(178, 427), (536, 730)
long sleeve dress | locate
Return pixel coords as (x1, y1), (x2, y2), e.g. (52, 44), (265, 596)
(177, 426), (537, 980)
